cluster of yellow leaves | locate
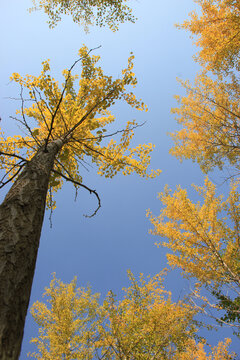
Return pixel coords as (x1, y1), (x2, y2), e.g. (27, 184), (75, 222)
(177, 338), (233, 360)
(171, 72), (240, 173)
(147, 178), (240, 287)
(178, 0), (240, 74)
(29, 0), (136, 31)
(1, 46), (160, 206)
(171, 1), (240, 174)
(98, 270), (197, 359)
(0, 135), (27, 171)
(29, 274), (103, 359)
(29, 273), (235, 359)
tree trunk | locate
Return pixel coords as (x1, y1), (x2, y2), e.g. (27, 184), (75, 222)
(0, 140), (62, 360)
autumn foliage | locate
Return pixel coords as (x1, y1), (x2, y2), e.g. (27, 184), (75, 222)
(0, 43), (160, 359)
(148, 178), (240, 333)
(178, 0), (240, 74)
(0, 46), (160, 212)
(30, 0), (136, 30)
(28, 273), (235, 359)
(171, 1), (240, 173)
(2, 0), (240, 358)
(171, 73), (240, 173)
(148, 178), (240, 286)
(149, 0), (240, 334)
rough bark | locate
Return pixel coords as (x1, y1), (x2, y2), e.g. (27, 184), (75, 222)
(0, 139), (62, 360)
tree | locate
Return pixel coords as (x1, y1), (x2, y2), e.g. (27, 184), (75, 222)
(170, 72), (240, 174)
(29, 0), (136, 31)
(97, 270), (197, 359)
(28, 273), (235, 359)
(147, 178), (240, 333)
(148, 0), (240, 330)
(0, 46), (160, 360)
(171, 0), (240, 172)
(178, 0), (240, 75)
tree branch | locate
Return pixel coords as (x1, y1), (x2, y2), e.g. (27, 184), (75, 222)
(0, 162), (25, 189)
(0, 151), (27, 162)
(80, 121), (146, 142)
(52, 168), (101, 217)
(20, 85), (41, 147)
(62, 88), (117, 142)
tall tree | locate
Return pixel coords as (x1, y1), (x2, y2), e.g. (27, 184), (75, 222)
(0, 46), (160, 360)
(148, 0), (240, 333)
(172, 0), (240, 170)
(30, 0), (136, 30)
(28, 273), (234, 359)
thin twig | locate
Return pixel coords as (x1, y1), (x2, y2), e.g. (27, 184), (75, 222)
(79, 121), (146, 142)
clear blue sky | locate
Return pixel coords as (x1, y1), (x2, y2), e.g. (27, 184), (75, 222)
(1, 0), (239, 357)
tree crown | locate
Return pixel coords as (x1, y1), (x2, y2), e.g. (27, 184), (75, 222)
(170, 72), (240, 174)
(0, 46), (160, 212)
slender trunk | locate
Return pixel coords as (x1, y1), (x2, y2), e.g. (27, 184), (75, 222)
(0, 140), (62, 360)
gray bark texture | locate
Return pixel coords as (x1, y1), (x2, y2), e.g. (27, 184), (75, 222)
(0, 140), (62, 360)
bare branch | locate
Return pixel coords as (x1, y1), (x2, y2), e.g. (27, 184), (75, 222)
(48, 186), (54, 228)
(4, 96), (34, 102)
(0, 162), (25, 189)
(52, 168), (101, 218)
(0, 151), (27, 162)
(80, 121), (146, 142)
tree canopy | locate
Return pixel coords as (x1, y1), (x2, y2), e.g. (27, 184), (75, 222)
(178, 0), (240, 74)
(148, 178), (240, 331)
(28, 273), (235, 360)
(170, 73), (240, 174)
(29, 0), (136, 30)
(171, 0), (240, 174)
(1, 46), (160, 213)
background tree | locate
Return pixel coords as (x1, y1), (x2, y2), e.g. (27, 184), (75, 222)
(28, 272), (235, 359)
(148, 0), (240, 334)
(171, 0), (240, 173)
(0, 46), (160, 360)
(147, 178), (240, 333)
(178, 0), (240, 75)
(97, 270), (197, 359)
(170, 72), (240, 175)
(29, 0), (136, 31)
